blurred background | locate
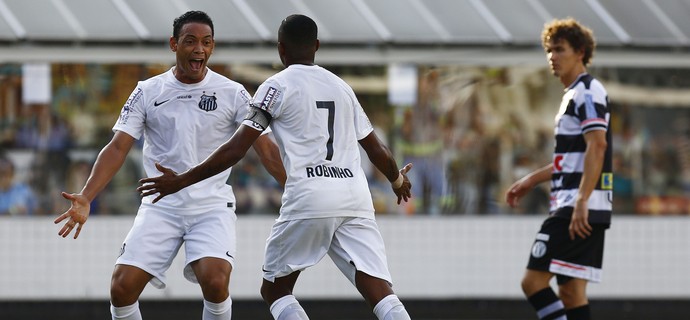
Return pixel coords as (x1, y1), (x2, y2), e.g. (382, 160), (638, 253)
(1, 0), (689, 319)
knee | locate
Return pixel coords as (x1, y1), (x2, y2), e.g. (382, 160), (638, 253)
(261, 280), (293, 305)
(520, 271), (551, 297)
(260, 281), (280, 304)
(110, 278), (139, 307)
(521, 277), (538, 296)
(199, 273), (230, 301)
(558, 284), (587, 307)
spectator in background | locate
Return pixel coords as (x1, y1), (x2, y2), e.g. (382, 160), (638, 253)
(0, 153), (37, 216)
(399, 69), (446, 215)
(15, 107), (73, 215)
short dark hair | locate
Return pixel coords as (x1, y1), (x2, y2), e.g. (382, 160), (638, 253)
(173, 11), (214, 40)
(279, 14), (317, 48)
(541, 18), (595, 66)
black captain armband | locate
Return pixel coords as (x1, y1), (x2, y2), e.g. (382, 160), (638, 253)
(243, 105), (272, 131)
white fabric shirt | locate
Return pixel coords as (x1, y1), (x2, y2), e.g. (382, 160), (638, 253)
(245, 64), (375, 221)
(114, 67), (252, 214)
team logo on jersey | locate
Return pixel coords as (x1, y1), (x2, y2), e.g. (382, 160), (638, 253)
(531, 241), (547, 258)
(601, 172), (613, 190)
(198, 91), (218, 112)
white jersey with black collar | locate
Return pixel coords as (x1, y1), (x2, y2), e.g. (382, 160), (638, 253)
(247, 64), (375, 221)
(113, 67), (252, 214)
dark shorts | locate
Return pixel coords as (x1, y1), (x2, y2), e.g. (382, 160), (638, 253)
(527, 216), (608, 284)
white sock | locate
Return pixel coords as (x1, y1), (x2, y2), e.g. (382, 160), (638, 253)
(269, 295), (309, 320)
(373, 295), (411, 320)
(203, 297), (232, 320)
(110, 301), (142, 320)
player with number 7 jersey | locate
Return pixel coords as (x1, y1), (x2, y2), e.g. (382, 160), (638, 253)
(251, 64), (376, 221)
(137, 14), (412, 320)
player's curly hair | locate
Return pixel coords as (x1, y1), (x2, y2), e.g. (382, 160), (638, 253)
(173, 11), (214, 40)
(541, 18), (595, 66)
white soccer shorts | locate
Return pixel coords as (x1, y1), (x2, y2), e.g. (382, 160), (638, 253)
(262, 217), (393, 286)
(115, 204), (237, 289)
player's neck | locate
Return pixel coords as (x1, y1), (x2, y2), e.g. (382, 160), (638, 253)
(285, 60), (314, 67)
(559, 65), (587, 88)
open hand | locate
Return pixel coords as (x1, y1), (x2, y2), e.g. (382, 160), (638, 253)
(137, 163), (182, 203)
(54, 192), (90, 239)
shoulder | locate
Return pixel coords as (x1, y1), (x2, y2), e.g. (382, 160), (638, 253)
(209, 70), (247, 91)
(204, 70), (251, 103)
(588, 77), (608, 96)
(576, 74), (606, 92)
(144, 68), (173, 84)
(571, 74), (607, 100)
(136, 70), (171, 94)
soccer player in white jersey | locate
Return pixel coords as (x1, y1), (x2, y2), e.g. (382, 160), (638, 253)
(138, 14), (414, 320)
(53, 11), (285, 320)
(505, 18), (612, 320)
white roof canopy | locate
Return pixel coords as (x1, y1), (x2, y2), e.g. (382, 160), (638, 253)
(0, 0), (687, 66)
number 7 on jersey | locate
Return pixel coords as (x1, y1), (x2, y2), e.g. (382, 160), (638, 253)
(316, 101), (335, 161)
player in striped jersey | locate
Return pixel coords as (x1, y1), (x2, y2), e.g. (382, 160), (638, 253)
(138, 14), (413, 320)
(505, 18), (611, 320)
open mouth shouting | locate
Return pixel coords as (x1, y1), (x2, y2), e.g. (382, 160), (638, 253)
(190, 58), (204, 72)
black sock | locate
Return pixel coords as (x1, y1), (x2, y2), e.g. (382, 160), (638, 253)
(566, 304), (591, 320)
(527, 287), (566, 320)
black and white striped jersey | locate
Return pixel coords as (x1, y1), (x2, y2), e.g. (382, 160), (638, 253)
(550, 73), (612, 224)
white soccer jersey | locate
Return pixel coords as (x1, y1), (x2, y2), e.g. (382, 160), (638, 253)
(551, 73), (612, 224)
(114, 67), (252, 214)
(246, 64), (375, 221)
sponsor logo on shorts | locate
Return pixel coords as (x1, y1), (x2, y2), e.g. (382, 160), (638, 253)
(226, 251), (233, 258)
(531, 241), (547, 258)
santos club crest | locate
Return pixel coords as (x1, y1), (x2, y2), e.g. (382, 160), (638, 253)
(198, 91), (218, 112)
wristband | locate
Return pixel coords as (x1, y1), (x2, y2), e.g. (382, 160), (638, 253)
(392, 172), (404, 189)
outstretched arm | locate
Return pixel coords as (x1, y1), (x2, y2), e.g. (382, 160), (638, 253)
(138, 125), (262, 203)
(358, 131), (412, 204)
(55, 131), (135, 239)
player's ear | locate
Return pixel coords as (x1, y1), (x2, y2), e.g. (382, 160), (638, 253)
(169, 36), (177, 52)
(277, 41), (286, 56)
(315, 39), (320, 52)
